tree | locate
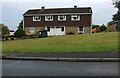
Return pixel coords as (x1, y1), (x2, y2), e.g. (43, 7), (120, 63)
(112, 0), (120, 30)
(14, 27), (26, 38)
(92, 25), (100, 29)
(18, 20), (23, 29)
(0, 23), (9, 36)
(100, 24), (107, 32)
(107, 21), (116, 26)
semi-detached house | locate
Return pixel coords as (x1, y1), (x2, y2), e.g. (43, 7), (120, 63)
(23, 6), (93, 36)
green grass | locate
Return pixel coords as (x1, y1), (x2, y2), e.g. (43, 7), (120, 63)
(2, 32), (118, 52)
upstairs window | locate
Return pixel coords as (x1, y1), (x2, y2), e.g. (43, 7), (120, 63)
(45, 15), (53, 21)
(33, 16), (41, 21)
(71, 15), (80, 21)
(58, 15), (66, 21)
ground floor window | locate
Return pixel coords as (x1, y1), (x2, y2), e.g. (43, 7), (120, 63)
(47, 27), (50, 31)
(30, 27), (35, 33)
(61, 27), (64, 31)
(78, 26), (84, 34)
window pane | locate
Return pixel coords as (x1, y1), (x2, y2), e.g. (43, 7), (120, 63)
(61, 27), (64, 31)
(79, 27), (83, 31)
(47, 27), (50, 31)
(30, 27), (35, 32)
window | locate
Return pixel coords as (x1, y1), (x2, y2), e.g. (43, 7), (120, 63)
(58, 15), (66, 21)
(45, 15), (53, 21)
(71, 15), (80, 21)
(30, 27), (35, 33)
(79, 27), (83, 31)
(61, 27), (64, 31)
(47, 27), (50, 31)
(78, 27), (83, 34)
(33, 16), (41, 21)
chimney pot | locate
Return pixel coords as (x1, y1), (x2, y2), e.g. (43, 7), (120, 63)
(41, 6), (45, 9)
(74, 5), (77, 8)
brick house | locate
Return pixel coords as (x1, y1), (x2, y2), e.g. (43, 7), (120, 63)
(23, 6), (92, 36)
(92, 27), (100, 33)
(107, 24), (116, 31)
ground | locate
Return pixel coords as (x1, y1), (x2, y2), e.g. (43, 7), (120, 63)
(2, 32), (118, 52)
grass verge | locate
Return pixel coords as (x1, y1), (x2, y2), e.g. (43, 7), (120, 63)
(2, 32), (118, 53)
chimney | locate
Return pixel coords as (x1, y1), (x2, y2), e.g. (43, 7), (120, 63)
(74, 5), (77, 8)
(41, 6), (45, 9)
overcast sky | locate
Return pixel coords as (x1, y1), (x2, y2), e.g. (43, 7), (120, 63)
(0, 0), (118, 30)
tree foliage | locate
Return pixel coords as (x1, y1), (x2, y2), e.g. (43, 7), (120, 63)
(0, 23), (9, 36)
(107, 21), (116, 26)
(92, 25), (100, 29)
(14, 27), (26, 38)
(100, 24), (107, 32)
(112, 1), (120, 21)
(18, 20), (23, 29)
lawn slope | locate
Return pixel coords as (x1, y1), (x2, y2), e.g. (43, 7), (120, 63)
(2, 32), (118, 52)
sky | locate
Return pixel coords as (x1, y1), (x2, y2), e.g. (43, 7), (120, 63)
(0, 0), (118, 30)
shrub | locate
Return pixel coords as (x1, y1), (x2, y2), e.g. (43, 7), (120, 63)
(66, 32), (74, 35)
(14, 27), (26, 38)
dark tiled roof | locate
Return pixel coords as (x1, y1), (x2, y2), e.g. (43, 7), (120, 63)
(23, 7), (92, 15)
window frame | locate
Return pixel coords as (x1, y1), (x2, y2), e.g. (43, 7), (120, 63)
(71, 15), (80, 21)
(58, 15), (66, 21)
(33, 16), (41, 21)
(45, 15), (53, 21)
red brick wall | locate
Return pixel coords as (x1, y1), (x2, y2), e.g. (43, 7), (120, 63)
(107, 24), (116, 30)
(24, 14), (92, 27)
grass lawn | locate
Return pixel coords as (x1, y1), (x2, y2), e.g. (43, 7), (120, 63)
(2, 32), (118, 53)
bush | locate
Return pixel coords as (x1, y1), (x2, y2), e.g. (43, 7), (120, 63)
(66, 32), (74, 35)
(100, 24), (107, 32)
(14, 27), (26, 38)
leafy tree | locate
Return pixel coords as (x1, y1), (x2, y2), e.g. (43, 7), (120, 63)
(92, 25), (100, 29)
(18, 20), (23, 29)
(107, 21), (116, 26)
(0, 23), (9, 36)
(100, 24), (107, 32)
(14, 27), (26, 38)
(112, 0), (120, 30)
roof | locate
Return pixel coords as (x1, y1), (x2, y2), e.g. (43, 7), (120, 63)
(23, 6), (92, 16)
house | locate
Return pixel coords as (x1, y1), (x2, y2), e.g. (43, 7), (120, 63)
(23, 6), (92, 36)
(92, 27), (100, 33)
(107, 24), (116, 31)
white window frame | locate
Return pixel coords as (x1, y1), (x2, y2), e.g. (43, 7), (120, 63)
(78, 26), (84, 34)
(30, 27), (35, 33)
(45, 15), (53, 21)
(58, 15), (66, 21)
(71, 15), (80, 21)
(33, 16), (41, 21)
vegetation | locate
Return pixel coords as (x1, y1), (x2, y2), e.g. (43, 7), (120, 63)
(100, 24), (107, 32)
(92, 25), (100, 29)
(107, 21), (116, 26)
(2, 32), (118, 52)
(112, 0), (120, 31)
(0, 23), (9, 36)
(14, 27), (26, 38)
(112, 0), (120, 21)
(66, 32), (74, 35)
(18, 20), (23, 29)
